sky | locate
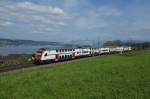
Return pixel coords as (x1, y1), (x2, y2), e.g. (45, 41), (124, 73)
(0, 0), (150, 42)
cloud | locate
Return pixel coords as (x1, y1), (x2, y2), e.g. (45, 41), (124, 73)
(89, 6), (122, 17)
(0, 0), (150, 42)
(15, 2), (64, 14)
(2, 2), (70, 24)
(0, 1), (71, 35)
(0, 21), (13, 26)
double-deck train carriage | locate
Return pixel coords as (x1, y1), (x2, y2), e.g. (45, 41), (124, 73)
(33, 48), (56, 64)
(109, 47), (117, 53)
(74, 48), (92, 57)
(74, 48), (82, 57)
(113, 46), (132, 53)
(90, 48), (99, 55)
(94, 48), (101, 55)
(89, 48), (95, 56)
(128, 46), (132, 51)
(123, 47), (129, 52)
(100, 48), (110, 54)
(56, 48), (75, 60)
(81, 48), (91, 56)
(33, 48), (76, 64)
(123, 46), (132, 52)
(115, 47), (124, 52)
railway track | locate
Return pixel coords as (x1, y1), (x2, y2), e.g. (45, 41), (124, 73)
(0, 55), (101, 75)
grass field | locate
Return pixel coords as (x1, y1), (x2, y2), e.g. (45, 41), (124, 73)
(0, 51), (150, 99)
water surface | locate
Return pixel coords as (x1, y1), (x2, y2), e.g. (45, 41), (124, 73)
(0, 45), (62, 56)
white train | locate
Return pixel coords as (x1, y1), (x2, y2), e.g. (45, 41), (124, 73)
(33, 46), (132, 64)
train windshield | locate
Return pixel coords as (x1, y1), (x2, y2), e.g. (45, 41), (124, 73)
(36, 52), (42, 55)
(36, 51), (43, 55)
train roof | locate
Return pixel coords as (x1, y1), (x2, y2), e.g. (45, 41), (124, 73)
(37, 47), (93, 50)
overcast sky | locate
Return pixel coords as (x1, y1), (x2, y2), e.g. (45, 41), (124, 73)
(0, 0), (150, 42)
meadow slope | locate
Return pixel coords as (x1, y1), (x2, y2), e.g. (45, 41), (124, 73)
(0, 51), (150, 99)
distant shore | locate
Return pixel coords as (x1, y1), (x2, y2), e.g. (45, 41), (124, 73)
(0, 45), (62, 56)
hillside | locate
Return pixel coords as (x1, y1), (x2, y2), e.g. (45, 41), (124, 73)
(0, 51), (150, 99)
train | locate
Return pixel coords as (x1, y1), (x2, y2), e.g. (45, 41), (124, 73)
(32, 46), (132, 64)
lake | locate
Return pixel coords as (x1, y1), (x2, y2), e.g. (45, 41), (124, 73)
(0, 45), (62, 56)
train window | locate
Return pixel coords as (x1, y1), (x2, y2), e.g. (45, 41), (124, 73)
(44, 53), (48, 56)
(62, 49), (64, 52)
(62, 55), (64, 58)
(65, 49), (67, 52)
(65, 55), (67, 58)
(73, 49), (75, 51)
(56, 49), (58, 52)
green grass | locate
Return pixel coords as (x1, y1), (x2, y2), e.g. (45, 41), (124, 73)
(0, 51), (150, 99)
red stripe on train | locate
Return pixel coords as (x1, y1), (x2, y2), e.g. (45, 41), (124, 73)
(34, 55), (41, 60)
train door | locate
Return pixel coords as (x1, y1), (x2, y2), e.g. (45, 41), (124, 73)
(55, 54), (59, 61)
